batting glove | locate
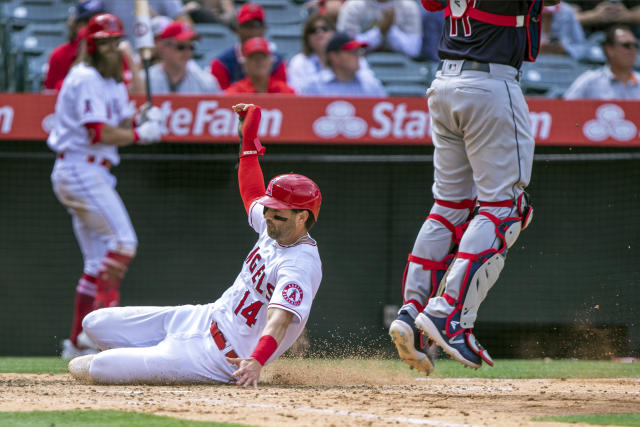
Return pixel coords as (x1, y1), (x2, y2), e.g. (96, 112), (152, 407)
(135, 105), (162, 126)
(134, 120), (163, 145)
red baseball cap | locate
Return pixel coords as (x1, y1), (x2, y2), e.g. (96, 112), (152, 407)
(242, 37), (271, 56)
(237, 3), (265, 25)
(159, 21), (198, 41)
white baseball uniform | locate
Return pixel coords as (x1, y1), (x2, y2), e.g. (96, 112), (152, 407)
(48, 62), (137, 284)
(82, 200), (322, 384)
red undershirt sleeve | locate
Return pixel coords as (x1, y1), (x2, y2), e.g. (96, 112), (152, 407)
(84, 122), (104, 144)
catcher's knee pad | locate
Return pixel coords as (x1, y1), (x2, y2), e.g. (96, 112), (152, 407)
(402, 199), (476, 314)
(94, 251), (134, 309)
(450, 192), (534, 328)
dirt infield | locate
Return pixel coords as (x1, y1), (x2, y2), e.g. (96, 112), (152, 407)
(1, 360), (639, 427)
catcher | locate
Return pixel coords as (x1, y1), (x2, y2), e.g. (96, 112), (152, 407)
(68, 103), (323, 387)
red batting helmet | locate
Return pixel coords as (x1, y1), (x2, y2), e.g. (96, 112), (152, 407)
(258, 174), (322, 220)
(85, 13), (124, 54)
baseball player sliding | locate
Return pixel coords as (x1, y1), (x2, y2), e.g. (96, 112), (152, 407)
(47, 13), (164, 360)
(389, 0), (559, 373)
(67, 103), (323, 387)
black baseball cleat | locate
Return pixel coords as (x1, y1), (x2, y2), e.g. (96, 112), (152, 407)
(415, 310), (493, 369)
(389, 310), (435, 374)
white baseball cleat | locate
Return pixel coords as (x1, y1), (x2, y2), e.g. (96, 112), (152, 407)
(68, 354), (95, 382)
(60, 339), (98, 360)
(389, 311), (435, 375)
(76, 331), (99, 351)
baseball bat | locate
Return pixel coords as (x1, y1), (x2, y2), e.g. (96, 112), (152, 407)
(134, 0), (154, 105)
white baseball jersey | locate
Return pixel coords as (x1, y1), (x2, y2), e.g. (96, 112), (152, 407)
(82, 201), (322, 384)
(47, 62), (134, 166)
(211, 200), (323, 364)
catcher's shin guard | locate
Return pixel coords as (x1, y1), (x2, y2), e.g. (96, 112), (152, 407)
(422, 193), (533, 367)
(457, 192), (533, 328)
(93, 251), (134, 309)
(401, 198), (475, 314)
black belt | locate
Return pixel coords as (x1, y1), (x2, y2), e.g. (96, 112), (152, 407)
(437, 60), (491, 72)
(210, 321), (238, 359)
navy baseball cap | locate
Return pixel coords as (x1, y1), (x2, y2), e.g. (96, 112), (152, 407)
(326, 32), (367, 54)
(75, 0), (105, 21)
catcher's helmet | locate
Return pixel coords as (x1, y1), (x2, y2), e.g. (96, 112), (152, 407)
(85, 13), (124, 54)
(258, 174), (322, 220)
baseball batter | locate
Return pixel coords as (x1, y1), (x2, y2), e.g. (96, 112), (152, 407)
(389, 0), (558, 372)
(48, 13), (164, 360)
(67, 103), (323, 387)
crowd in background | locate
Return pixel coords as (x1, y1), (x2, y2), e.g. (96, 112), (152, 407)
(40, 0), (640, 99)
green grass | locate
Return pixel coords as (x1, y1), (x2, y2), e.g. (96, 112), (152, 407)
(535, 413), (640, 426)
(0, 410), (248, 426)
(0, 357), (68, 373)
(423, 358), (640, 379)
(1, 357), (639, 378)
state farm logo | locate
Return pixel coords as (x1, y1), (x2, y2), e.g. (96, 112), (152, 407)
(156, 100), (282, 138)
(583, 104), (637, 142)
(313, 101), (367, 138)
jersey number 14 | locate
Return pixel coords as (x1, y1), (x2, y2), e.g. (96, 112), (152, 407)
(234, 290), (264, 326)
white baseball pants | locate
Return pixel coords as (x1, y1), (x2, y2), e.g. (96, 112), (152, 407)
(51, 158), (138, 277)
(82, 304), (236, 383)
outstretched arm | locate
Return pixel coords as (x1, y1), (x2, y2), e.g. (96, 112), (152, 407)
(233, 103), (266, 215)
(227, 308), (294, 389)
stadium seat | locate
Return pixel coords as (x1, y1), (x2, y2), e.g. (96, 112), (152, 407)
(22, 51), (48, 91)
(254, 0), (307, 25)
(520, 54), (587, 98)
(384, 82), (427, 97)
(2, 0), (69, 27)
(266, 24), (302, 60)
(366, 52), (430, 86)
(6, 22), (66, 91)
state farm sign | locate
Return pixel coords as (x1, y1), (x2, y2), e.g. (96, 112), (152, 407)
(158, 100), (282, 138)
(1, 93), (640, 146)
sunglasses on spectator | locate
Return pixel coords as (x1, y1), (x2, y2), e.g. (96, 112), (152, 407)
(617, 41), (639, 49)
(310, 25), (331, 35)
(168, 42), (195, 51)
(239, 20), (264, 29)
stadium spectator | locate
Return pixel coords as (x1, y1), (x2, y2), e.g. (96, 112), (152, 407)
(336, 0), (422, 58)
(540, 3), (588, 59)
(44, 0), (105, 91)
(567, 1), (640, 36)
(225, 37), (295, 94)
(210, 3), (287, 90)
(299, 32), (386, 96)
(104, 0), (193, 44)
(287, 13), (376, 93)
(148, 21), (221, 94)
(185, 0), (235, 27)
(564, 25), (640, 99)
(418, 7), (443, 61)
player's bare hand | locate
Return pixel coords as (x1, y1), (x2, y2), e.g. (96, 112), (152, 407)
(227, 357), (262, 389)
(378, 8), (395, 34)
